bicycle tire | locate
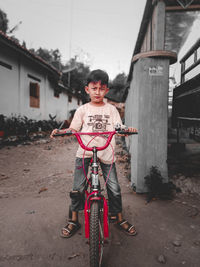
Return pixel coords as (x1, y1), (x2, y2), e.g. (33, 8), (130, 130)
(89, 201), (103, 267)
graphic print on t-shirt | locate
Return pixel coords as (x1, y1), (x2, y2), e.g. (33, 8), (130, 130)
(87, 114), (111, 132)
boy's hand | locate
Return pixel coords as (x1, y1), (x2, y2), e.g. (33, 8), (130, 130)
(119, 127), (138, 136)
(50, 129), (58, 139)
(50, 128), (68, 139)
(123, 127), (138, 136)
(127, 127), (138, 133)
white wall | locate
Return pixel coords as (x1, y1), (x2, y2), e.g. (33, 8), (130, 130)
(46, 79), (69, 121)
(20, 58), (46, 120)
(0, 45), (81, 122)
(0, 47), (19, 116)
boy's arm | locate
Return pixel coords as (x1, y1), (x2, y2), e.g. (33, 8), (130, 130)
(113, 107), (137, 134)
(50, 107), (83, 138)
(68, 107), (83, 132)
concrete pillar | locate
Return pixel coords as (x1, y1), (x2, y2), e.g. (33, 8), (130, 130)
(153, 0), (165, 50)
(126, 57), (169, 192)
(124, 0), (172, 192)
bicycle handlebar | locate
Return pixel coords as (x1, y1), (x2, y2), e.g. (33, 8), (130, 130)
(53, 130), (138, 152)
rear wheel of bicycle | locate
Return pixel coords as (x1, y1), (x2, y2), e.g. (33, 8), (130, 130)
(89, 201), (104, 267)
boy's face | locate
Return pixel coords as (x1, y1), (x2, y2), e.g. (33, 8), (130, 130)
(85, 81), (109, 104)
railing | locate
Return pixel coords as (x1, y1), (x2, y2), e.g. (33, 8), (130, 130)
(180, 38), (200, 83)
(172, 39), (200, 141)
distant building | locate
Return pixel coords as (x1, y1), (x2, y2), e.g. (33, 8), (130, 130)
(0, 31), (82, 121)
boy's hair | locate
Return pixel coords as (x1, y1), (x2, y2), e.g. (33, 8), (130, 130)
(86, 69), (109, 86)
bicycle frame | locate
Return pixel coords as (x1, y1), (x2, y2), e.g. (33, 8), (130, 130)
(54, 129), (138, 267)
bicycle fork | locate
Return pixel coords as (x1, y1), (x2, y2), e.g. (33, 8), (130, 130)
(84, 147), (109, 239)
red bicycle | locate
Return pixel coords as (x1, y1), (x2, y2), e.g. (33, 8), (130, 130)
(54, 126), (137, 267)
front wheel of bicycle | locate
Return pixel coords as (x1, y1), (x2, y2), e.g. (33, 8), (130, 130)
(89, 201), (104, 267)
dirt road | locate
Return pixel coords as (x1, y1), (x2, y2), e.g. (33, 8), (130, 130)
(0, 137), (200, 267)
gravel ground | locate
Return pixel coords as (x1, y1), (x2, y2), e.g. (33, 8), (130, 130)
(0, 136), (200, 267)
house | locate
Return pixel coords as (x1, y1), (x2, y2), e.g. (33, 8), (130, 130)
(172, 37), (200, 141)
(124, 0), (200, 192)
(0, 30), (82, 122)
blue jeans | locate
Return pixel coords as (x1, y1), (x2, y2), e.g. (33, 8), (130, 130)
(71, 157), (122, 214)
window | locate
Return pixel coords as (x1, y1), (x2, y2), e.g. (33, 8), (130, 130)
(0, 60), (12, 70)
(27, 74), (41, 82)
(30, 82), (40, 108)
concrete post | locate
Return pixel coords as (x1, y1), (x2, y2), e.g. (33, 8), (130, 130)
(153, 0), (165, 50)
(125, 0), (171, 192)
(126, 57), (169, 192)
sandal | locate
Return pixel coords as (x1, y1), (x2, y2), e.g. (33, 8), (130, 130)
(60, 220), (81, 238)
(116, 219), (137, 236)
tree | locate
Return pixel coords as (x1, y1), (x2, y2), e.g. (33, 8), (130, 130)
(111, 72), (127, 92)
(29, 48), (91, 102)
(105, 72), (127, 103)
(62, 57), (91, 103)
(36, 48), (53, 63)
(31, 47), (63, 71)
(10, 35), (20, 44)
(0, 8), (9, 33)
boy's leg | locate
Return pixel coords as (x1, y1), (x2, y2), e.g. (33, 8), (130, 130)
(61, 157), (91, 238)
(71, 157), (91, 210)
(100, 162), (122, 215)
(100, 162), (137, 236)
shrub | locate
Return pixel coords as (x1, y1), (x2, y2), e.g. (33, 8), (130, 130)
(144, 166), (177, 202)
(0, 114), (60, 138)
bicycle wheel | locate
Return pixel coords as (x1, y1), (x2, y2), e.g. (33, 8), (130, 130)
(89, 201), (104, 267)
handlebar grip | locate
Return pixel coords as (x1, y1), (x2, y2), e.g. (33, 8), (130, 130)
(118, 131), (138, 135)
(53, 132), (72, 137)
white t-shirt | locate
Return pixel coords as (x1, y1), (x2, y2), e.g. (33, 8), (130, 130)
(70, 102), (122, 163)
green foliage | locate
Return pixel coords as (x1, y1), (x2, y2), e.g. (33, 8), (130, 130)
(107, 72), (127, 102)
(0, 8), (9, 33)
(29, 50), (90, 103)
(144, 166), (163, 193)
(144, 166), (176, 202)
(62, 58), (90, 103)
(0, 114), (59, 138)
(0, 114), (5, 129)
(30, 47), (63, 71)
(111, 72), (127, 92)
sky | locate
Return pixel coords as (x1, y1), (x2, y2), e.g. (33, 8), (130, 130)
(0, 0), (146, 79)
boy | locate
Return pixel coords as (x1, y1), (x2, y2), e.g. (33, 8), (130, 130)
(51, 69), (137, 238)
